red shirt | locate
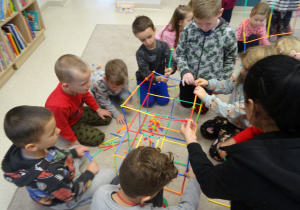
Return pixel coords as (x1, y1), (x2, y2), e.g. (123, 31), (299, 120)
(45, 83), (99, 142)
(222, 0), (237, 10)
(233, 126), (264, 143)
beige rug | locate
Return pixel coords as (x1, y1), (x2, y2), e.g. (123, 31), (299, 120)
(8, 24), (231, 210)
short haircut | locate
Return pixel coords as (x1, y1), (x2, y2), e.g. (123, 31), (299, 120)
(192, 0), (221, 19)
(251, 2), (269, 17)
(55, 54), (90, 83)
(105, 59), (128, 86)
(132, 16), (154, 35)
(244, 55), (300, 132)
(119, 147), (178, 197)
(4, 106), (53, 148)
(275, 36), (300, 57)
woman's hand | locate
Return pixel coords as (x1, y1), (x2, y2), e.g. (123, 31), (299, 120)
(180, 119), (198, 145)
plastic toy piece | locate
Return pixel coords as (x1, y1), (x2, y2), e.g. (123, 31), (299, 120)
(84, 151), (93, 162)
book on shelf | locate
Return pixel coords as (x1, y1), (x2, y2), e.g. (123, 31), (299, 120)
(24, 10), (40, 31)
(0, 42), (12, 70)
(6, 32), (19, 55)
(0, 0), (17, 21)
(22, 14), (35, 40)
(2, 24), (26, 54)
(15, 0), (33, 8)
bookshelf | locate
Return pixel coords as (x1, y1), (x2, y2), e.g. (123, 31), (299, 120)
(0, 0), (45, 88)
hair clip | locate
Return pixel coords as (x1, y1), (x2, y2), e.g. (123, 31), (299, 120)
(289, 50), (300, 60)
(179, 4), (184, 7)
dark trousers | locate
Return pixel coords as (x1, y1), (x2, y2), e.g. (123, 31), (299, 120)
(222, 8), (234, 23)
(238, 34), (259, 53)
(179, 82), (202, 108)
(269, 10), (292, 35)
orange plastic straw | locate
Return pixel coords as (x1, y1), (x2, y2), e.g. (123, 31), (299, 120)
(163, 187), (182, 195)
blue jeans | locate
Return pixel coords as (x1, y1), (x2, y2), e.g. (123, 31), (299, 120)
(137, 80), (169, 107)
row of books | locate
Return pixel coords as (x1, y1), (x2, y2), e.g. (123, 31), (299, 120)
(0, 41), (12, 71)
(3, 23), (28, 56)
(0, 0), (17, 21)
(0, 0), (34, 22)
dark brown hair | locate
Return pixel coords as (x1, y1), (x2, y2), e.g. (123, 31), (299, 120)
(4, 106), (53, 148)
(132, 16), (155, 35)
(119, 146), (178, 197)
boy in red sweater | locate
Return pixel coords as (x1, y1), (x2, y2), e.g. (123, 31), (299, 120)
(45, 54), (112, 147)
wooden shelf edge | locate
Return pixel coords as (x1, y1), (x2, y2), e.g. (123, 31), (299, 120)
(0, 64), (15, 88)
(20, 1), (36, 11)
(14, 31), (45, 69)
(0, 12), (19, 27)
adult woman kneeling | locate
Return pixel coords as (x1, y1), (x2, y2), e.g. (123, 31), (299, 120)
(181, 55), (300, 209)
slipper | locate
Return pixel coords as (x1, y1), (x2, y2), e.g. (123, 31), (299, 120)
(209, 139), (223, 162)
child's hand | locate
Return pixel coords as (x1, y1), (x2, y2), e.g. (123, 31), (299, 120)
(184, 167), (196, 178)
(165, 68), (173, 78)
(182, 73), (195, 86)
(180, 119), (198, 145)
(96, 108), (112, 120)
(86, 161), (99, 175)
(197, 79), (209, 87)
(116, 114), (126, 125)
(194, 86), (207, 100)
(75, 145), (89, 157)
(218, 138), (236, 159)
(161, 76), (169, 83)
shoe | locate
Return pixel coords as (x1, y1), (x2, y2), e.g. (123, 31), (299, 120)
(209, 139), (223, 162)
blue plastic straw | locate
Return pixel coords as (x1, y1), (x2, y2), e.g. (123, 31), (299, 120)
(84, 151), (93, 162)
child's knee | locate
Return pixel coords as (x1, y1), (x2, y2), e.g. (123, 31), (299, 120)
(157, 98), (169, 106)
(101, 116), (112, 125)
(142, 97), (155, 107)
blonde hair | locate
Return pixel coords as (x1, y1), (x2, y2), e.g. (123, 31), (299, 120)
(251, 2), (269, 17)
(192, 0), (221, 19)
(235, 45), (277, 85)
(105, 59), (128, 86)
(275, 36), (300, 59)
(55, 54), (90, 83)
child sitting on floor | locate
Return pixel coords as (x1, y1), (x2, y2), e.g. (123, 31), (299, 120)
(236, 2), (270, 53)
(132, 15), (177, 107)
(194, 45), (277, 161)
(90, 59), (133, 125)
(155, 5), (193, 60)
(45, 54), (112, 147)
(91, 146), (200, 209)
(2, 106), (116, 209)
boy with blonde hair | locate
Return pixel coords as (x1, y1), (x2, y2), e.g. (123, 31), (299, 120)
(2, 106), (116, 209)
(91, 146), (201, 209)
(132, 16), (177, 107)
(45, 54), (112, 147)
(90, 59), (132, 125)
(176, 0), (237, 109)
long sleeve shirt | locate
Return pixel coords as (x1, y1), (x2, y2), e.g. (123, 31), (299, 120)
(91, 178), (200, 210)
(202, 78), (249, 129)
(2, 146), (94, 206)
(176, 18), (236, 80)
(90, 70), (130, 118)
(236, 18), (269, 45)
(45, 83), (99, 142)
(135, 40), (177, 83)
(266, 0), (300, 11)
(233, 126), (263, 143)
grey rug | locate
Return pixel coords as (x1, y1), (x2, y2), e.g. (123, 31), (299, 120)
(8, 24), (232, 210)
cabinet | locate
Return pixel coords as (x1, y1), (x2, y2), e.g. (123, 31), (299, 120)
(0, 0), (45, 87)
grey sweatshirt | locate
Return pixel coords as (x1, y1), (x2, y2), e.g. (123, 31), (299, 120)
(90, 177), (200, 210)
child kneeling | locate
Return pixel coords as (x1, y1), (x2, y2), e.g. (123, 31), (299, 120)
(2, 106), (116, 209)
(91, 146), (200, 209)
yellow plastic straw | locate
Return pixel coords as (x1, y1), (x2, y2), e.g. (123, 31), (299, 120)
(208, 199), (230, 208)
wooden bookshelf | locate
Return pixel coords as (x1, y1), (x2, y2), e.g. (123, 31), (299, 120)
(0, 0), (45, 88)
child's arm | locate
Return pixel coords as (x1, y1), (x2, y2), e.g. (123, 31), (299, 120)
(222, 27), (237, 79)
(136, 50), (160, 83)
(85, 91), (112, 119)
(257, 25), (270, 45)
(206, 78), (235, 94)
(194, 87), (248, 128)
(176, 29), (193, 77)
(91, 83), (120, 118)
